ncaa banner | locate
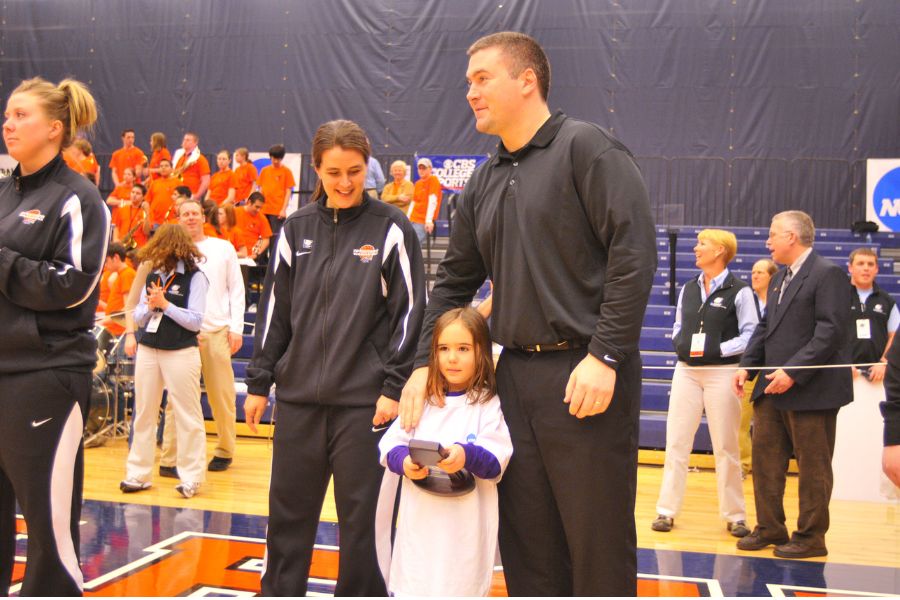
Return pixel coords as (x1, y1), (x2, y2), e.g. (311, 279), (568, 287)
(241, 152), (302, 215)
(866, 159), (900, 232)
(414, 154), (489, 191)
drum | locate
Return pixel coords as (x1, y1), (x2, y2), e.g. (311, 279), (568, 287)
(83, 375), (111, 448)
(110, 358), (136, 385)
(92, 326), (113, 378)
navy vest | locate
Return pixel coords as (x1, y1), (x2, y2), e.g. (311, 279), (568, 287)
(849, 285), (895, 364)
(675, 272), (747, 365)
(138, 269), (199, 350)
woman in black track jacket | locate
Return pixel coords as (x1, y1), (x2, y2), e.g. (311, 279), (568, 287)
(244, 120), (426, 596)
(0, 77), (109, 596)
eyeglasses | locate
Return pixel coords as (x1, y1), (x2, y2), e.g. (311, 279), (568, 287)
(417, 165), (428, 169)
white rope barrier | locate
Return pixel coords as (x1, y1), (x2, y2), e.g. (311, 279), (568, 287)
(641, 362), (881, 371)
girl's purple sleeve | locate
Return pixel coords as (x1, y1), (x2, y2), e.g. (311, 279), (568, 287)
(462, 443), (501, 479)
(387, 445), (410, 476)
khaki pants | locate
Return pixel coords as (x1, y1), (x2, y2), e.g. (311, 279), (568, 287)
(656, 362), (747, 522)
(161, 327), (236, 466)
(127, 345), (205, 484)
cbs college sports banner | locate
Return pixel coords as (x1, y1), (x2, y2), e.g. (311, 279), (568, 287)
(414, 154), (489, 191)
(866, 159), (900, 232)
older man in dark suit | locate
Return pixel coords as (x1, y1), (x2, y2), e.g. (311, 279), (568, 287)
(733, 210), (851, 559)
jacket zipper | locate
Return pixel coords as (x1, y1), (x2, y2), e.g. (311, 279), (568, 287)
(316, 208), (340, 403)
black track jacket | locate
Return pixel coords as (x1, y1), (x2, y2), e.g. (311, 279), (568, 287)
(0, 154), (110, 373)
(246, 195), (426, 405)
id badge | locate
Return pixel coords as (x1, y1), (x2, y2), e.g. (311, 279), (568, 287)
(146, 312), (163, 334)
(856, 318), (872, 340)
(690, 333), (706, 357)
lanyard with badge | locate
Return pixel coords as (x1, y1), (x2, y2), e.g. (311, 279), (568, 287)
(690, 289), (716, 358)
(145, 272), (176, 334)
(855, 292), (872, 340)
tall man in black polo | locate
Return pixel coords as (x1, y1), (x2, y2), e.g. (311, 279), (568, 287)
(848, 247), (898, 382)
(399, 32), (656, 595)
(733, 210), (851, 559)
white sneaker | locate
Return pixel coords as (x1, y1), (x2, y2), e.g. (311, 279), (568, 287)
(175, 482), (200, 499)
(120, 478), (151, 493)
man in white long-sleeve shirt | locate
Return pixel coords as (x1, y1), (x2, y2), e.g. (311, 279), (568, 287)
(161, 199), (246, 474)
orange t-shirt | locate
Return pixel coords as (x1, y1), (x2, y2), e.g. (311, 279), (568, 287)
(148, 148), (172, 181)
(176, 154), (211, 195)
(81, 155), (100, 181)
(257, 165), (296, 216)
(113, 204), (149, 248)
(103, 266), (136, 335)
(97, 268), (112, 313)
(233, 162), (258, 203)
(109, 183), (132, 205)
(223, 226), (248, 253)
(64, 152), (85, 174)
(235, 208), (273, 251)
(203, 223), (220, 238)
(147, 177), (181, 226)
(109, 146), (148, 183)
(208, 169), (236, 204)
(410, 175), (443, 224)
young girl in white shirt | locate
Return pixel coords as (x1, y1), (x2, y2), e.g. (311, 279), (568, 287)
(377, 307), (512, 596)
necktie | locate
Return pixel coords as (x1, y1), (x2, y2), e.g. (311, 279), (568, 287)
(778, 268), (793, 305)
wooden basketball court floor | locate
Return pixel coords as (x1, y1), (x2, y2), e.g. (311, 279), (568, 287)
(9, 434), (900, 596)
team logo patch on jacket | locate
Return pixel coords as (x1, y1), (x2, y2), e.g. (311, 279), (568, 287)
(711, 297), (726, 308)
(353, 244), (379, 263)
(18, 209), (45, 225)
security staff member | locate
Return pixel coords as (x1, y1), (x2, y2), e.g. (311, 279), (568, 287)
(399, 32), (656, 595)
(848, 247), (898, 381)
(0, 77), (109, 596)
(652, 229), (756, 537)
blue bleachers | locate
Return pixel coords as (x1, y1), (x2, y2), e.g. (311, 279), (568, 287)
(641, 225), (900, 453)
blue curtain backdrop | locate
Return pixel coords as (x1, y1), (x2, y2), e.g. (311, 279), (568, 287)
(1, 0), (898, 226)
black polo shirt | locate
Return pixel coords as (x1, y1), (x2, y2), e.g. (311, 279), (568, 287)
(415, 111), (657, 369)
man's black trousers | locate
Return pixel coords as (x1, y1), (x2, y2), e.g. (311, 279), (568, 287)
(496, 348), (640, 596)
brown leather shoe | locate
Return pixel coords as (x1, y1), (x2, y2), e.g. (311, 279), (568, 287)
(736, 529), (789, 551)
(773, 541), (828, 559)
(651, 515), (674, 532)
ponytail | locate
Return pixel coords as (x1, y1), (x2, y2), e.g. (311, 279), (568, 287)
(11, 77), (98, 148)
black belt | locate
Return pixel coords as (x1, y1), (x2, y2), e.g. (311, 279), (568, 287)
(518, 340), (585, 353)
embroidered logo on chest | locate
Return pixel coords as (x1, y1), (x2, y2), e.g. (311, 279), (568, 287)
(19, 209), (45, 225)
(353, 244), (379, 263)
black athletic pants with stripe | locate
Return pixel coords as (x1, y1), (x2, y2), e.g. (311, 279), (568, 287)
(0, 369), (90, 597)
(496, 348), (641, 596)
(262, 402), (387, 596)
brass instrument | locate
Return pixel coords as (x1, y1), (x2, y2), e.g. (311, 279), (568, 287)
(121, 208), (148, 250)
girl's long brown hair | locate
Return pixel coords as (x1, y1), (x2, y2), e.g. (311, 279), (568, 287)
(135, 223), (203, 273)
(426, 307), (496, 405)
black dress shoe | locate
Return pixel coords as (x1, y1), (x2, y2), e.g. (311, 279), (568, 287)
(208, 456), (233, 472)
(773, 541), (828, 559)
(159, 465), (179, 479)
(736, 529), (789, 551)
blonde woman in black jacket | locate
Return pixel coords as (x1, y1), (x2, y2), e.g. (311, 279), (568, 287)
(0, 77), (109, 596)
